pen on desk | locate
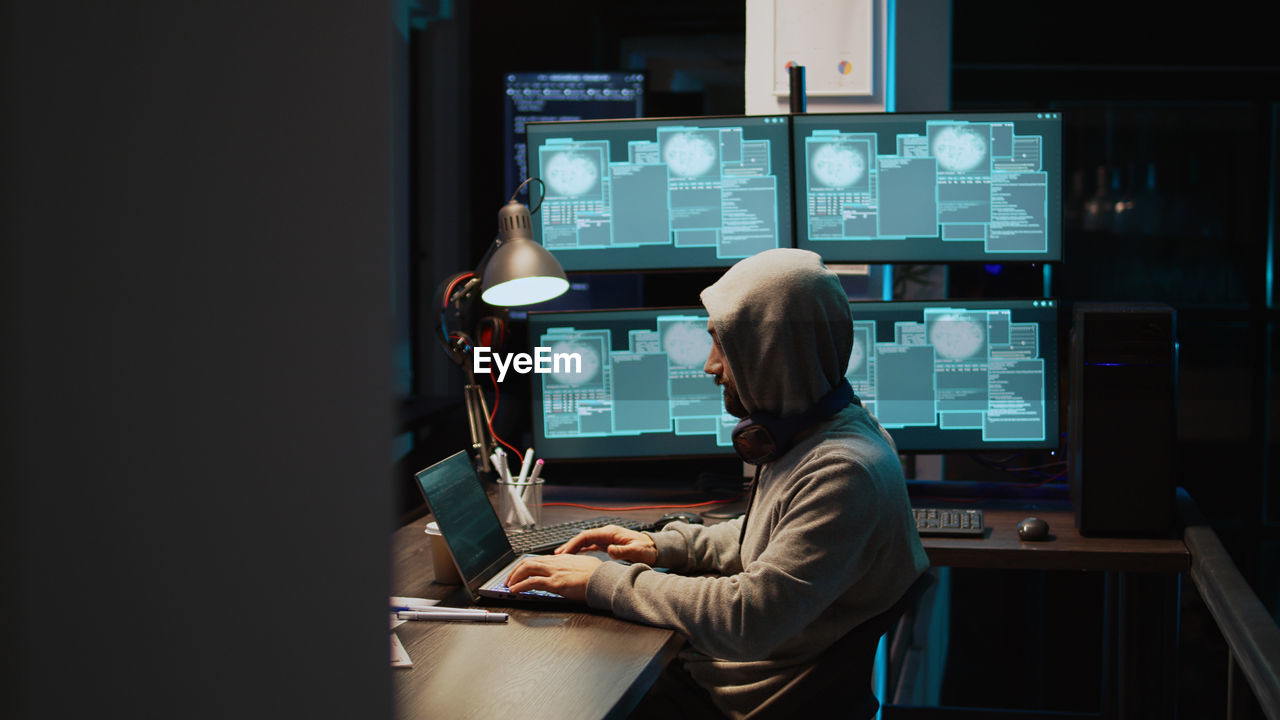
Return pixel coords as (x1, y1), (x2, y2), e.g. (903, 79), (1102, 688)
(391, 605), (495, 615)
(396, 610), (509, 623)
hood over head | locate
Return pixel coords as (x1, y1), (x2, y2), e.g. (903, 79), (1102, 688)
(700, 248), (853, 419)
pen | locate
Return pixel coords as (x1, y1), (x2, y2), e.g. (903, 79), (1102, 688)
(493, 450), (535, 526)
(528, 458), (544, 484)
(516, 447), (535, 486)
(492, 448), (513, 484)
(396, 610), (508, 623)
(391, 605), (495, 615)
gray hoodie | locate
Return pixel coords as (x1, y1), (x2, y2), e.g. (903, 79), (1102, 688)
(585, 249), (929, 719)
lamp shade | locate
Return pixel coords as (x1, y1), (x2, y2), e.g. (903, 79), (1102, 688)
(480, 200), (569, 306)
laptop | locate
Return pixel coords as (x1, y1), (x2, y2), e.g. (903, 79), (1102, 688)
(414, 450), (576, 605)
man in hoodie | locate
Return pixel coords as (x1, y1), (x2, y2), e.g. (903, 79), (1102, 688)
(506, 248), (929, 719)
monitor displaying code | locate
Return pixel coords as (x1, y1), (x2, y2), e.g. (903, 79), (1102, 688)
(526, 115), (792, 271)
(528, 299), (1060, 460)
(846, 298), (1060, 450)
(793, 111), (1063, 263)
(504, 72), (644, 200)
(527, 308), (736, 460)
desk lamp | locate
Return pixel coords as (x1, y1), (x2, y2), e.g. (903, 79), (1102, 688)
(436, 179), (567, 472)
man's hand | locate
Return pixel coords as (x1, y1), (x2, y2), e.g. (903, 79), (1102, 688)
(505, 553), (603, 602)
(555, 525), (659, 565)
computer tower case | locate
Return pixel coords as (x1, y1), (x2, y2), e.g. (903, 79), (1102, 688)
(1068, 303), (1177, 536)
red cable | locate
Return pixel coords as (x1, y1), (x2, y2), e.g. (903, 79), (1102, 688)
(485, 369), (522, 459)
(442, 272), (474, 310)
(543, 496), (746, 512)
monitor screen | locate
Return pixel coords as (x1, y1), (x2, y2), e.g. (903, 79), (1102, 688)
(793, 111), (1063, 263)
(504, 72), (645, 200)
(527, 299), (1060, 461)
(526, 115), (793, 271)
(846, 298), (1060, 451)
(527, 307), (736, 461)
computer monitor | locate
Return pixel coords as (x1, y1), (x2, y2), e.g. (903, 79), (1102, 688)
(846, 298), (1060, 451)
(525, 115), (793, 271)
(504, 72), (645, 200)
(528, 298), (1059, 462)
(793, 111), (1063, 263)
(526, 307), (736, 461)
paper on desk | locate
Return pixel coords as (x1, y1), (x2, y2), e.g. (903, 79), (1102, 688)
(390, 632), (412, 668)
(391, 596), (441, 611)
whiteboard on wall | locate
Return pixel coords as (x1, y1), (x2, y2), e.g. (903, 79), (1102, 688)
(773, 0), (876, 97)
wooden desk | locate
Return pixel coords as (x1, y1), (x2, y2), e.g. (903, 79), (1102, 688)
(393, 489), (1189, 720)
(390, 491), (690, 720)
(920, 507), (1189, 573)
(911, 505), (1188, 720)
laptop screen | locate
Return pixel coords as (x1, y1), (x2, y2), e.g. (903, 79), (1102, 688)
(414, 451), (512, 584)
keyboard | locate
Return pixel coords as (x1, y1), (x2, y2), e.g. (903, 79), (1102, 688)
(913, 507), (985, 537)
(507, 516), (650, 554)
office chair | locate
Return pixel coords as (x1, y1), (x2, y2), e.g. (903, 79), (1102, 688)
(751, 570), (936, 720)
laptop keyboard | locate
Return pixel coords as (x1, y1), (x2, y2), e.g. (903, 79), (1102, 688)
(507, 516), (649, 554)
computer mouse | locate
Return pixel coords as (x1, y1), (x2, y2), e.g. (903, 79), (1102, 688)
(652, 512), (705, 531)
(1017, 516), (1050, 541)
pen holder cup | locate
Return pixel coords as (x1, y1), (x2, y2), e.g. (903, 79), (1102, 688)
(496, 478), (543, 530)
(424, 521), (462, 585)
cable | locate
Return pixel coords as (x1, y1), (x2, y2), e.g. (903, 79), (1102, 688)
(1001, 461), (1067, 472)
(1008, 471), (1068, 489)
(437, 271), (476, 348)
(911, 497), (983, 504)
(442, 272), (473, 308)
(543, 496), (747, 512)
(966, 452), (1066, 483)
(509, 177), (546, 215)
(484, 367), (521, 459)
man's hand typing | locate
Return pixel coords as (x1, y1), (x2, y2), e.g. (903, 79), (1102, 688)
(504, 553), (602, 602)
(555, 524), (659, 565)
(506, 525), (659, 602)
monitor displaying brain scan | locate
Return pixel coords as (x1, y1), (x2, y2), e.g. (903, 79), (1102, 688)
(527, 299), (1060, 460)
(526, 115), (792, 271)
(794, 111), (1063, 263)
(847, 298), (1060, 450)
(527, 307), (738, 460)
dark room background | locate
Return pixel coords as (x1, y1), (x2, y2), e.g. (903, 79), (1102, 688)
(6, 1), (1276, 718)
(402, 0), (1279, 714)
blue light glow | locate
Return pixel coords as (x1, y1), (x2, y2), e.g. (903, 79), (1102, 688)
(886, 0), (897, 113)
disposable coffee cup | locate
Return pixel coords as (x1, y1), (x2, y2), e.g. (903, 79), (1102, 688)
(425, 521), (461, 585)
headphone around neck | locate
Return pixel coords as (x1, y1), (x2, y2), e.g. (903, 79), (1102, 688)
(730, 378), (859, 465)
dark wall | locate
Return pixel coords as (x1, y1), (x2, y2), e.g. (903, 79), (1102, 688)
(3, 2), (395, 718)
(950, 0), (1279, 574)
(945, 2), (1280, 712)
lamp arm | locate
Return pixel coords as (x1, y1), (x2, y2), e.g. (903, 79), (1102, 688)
(433, 271), (482, 368)
(431, 269), (496, 470)
(471, 234), (502, 278)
